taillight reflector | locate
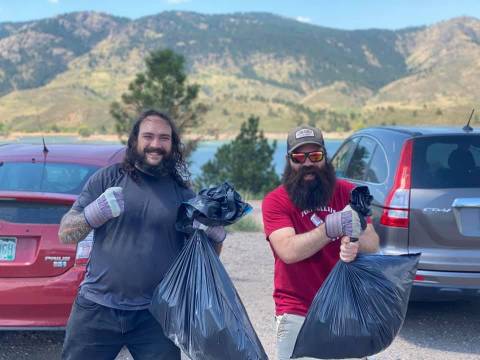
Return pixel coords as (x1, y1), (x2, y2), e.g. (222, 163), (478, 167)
(381, 139), (413, 228)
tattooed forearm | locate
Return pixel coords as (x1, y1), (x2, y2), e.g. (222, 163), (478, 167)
(58, 209), (92, 244)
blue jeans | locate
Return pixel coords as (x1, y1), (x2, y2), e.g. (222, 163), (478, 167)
(62, 294), (180, 360)
(275, 313), (370, 360)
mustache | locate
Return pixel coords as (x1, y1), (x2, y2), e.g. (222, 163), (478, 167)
(288, 165), (323, 185)
(144, 147), (167, 155)
(299, 166), (321, 177)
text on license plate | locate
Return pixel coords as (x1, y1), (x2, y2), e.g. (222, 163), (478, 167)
(0, 237), (16, 261)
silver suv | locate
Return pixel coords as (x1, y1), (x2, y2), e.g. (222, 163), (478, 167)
(331, 126), (480, 300)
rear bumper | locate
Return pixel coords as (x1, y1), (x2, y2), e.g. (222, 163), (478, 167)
(0, 265), (85, 329)
(411, 269), (480, 301)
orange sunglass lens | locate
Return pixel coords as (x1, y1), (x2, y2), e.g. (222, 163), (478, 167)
(309, 151), (324, 162)
(291, 153), (307, 163)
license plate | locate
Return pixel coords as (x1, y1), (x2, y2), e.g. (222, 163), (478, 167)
(0, 237), (16, 261)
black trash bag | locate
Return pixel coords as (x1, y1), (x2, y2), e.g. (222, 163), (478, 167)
(176, 182), (252, 233)
(149, 183), (267, 360)
(291, 253), (420, 359)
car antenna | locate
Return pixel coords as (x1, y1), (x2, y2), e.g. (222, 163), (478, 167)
(40, 136), (49, 190)
(463, 108), (474, 132)
(42, 136), (49, 154)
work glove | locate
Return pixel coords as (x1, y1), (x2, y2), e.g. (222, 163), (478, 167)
(324, 205), (362, 239)
(84, 187), (124, 228)
(193, 219), (227, 243)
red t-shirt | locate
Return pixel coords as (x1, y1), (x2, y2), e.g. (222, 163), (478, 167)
(262, 179), (355, 316)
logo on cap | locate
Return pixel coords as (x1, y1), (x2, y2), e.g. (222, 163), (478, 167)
(295, 129), (315, 139)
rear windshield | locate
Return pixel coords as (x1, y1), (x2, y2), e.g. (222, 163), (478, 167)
(412, 135), (480, 188)
(0, 162), (99, 194)
(0, 200), (71, 224)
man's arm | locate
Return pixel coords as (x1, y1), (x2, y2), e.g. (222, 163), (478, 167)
(58, 209), (92, 244)
(270, 221), (379, 264)
(268, 224), (331, 264)
(268, 202), (369, 264)
(59, 186), (124, 244)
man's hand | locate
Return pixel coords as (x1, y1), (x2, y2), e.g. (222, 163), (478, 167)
(339, 236), (359, 262)
(324, 205), (362, 239)
(193, 220), (227, 243)
(84, 187), (124, 228)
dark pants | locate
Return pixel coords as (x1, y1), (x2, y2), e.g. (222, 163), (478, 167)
(62, 294), (180, 360)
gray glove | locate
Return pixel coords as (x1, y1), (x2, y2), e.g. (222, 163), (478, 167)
(193, 219), (227, 243)
(324, 205), (362, 239)
(84, 187), (124, 228)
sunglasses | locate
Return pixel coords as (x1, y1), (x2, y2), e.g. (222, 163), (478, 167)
(290, 150), (325, 164)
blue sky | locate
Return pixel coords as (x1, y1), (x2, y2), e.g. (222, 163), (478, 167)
(0, 0), (479, 30)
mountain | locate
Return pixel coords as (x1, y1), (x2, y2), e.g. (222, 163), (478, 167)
(0, 11), (477, 135)
(368, 17), (480, 107)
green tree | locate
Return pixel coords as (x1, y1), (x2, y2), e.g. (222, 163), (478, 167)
(110, 49), (207, 155)
(196, 116), (280, 196)
(0, 122), (8, 136)
(78, 126), (93, 138)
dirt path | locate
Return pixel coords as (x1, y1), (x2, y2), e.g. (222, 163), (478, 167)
(2, 228), (479, 360)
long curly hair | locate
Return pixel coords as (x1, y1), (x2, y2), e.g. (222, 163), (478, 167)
(121, 109), (190, 187)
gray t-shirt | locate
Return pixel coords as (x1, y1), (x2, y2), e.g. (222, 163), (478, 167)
(72, 163), (194, 310)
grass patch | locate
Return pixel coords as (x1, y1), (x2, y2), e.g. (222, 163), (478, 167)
(227, 216), (263, 232)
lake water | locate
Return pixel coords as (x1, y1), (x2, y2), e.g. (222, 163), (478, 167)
(189, 139), (342, 177)
(1, 136), (342, 177)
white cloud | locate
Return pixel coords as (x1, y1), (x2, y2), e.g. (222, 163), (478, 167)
(48, 0), (59, 4)
(166, 0), (190, 4)
(295, 16), (312, 23)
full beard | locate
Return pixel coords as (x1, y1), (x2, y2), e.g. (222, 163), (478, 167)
(133, 146), (176, 178)
(282, 161), (337, 211)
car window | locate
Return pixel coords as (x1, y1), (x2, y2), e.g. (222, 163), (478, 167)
(0, 200), (71, 224)
(0, 162), (99, 194)
(345, 137), (376, 181)
(412, 135), (480, 188)
(365, 143), (388, 183)
(332, 138), (359, 178)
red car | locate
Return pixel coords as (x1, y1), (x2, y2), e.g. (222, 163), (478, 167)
(0, 143), (124, 329)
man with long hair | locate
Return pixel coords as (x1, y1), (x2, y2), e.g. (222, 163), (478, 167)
(59, 109), (225, 359)
(262, 125), (379, 360)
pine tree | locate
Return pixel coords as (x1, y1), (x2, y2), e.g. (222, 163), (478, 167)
(197, 116), (280, 196)
(110, 49), (207, 155)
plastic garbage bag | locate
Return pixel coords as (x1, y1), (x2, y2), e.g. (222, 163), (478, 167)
(291, 253), (420, 359)
(149, 182), (267, 360)
(292, 186), (420, 359)
(176, 181), (252, 232)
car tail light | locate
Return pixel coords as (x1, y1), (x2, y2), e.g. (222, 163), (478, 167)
(75, 231), (93, 266)
(381, 139), (413, 228)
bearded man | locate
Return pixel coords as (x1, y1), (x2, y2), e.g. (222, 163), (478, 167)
(262, 125), (379, 360)
(59, 110), (225, 360)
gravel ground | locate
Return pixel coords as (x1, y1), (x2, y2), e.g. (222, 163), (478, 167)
(1, 229), (479, 359)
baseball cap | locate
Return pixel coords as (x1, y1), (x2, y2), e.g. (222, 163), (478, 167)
(287, 125), (325, 153)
